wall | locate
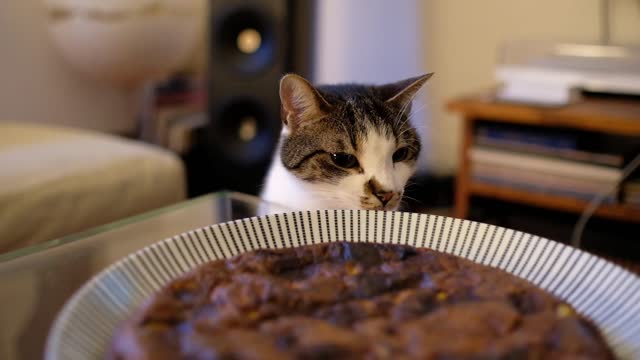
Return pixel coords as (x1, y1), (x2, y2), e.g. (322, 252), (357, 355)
(313, 0), (430, 172)
(3, 0), (638, 161)
(0, 1), (136, 134)
(421, 0), (640, 175)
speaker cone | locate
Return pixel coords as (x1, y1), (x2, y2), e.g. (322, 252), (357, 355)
(209, 98), (277, 166)
(215, 9), (275, 74)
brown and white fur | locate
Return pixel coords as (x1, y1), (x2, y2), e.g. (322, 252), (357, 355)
(261, 73), (432, 211)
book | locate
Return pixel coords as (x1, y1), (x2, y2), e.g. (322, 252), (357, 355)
(471, 162), (618, 203)
(470, 146), (624, 183)
(476, 133), (624, 167)
(472, 174), (617, 204)
(623, 197), (640, 207)
(476, 125), (577, 150)
(623, 179), (640, 206)
(472, 163), (615, 194)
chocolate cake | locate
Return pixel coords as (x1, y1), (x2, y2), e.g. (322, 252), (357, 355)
(108, 242), (613, 359)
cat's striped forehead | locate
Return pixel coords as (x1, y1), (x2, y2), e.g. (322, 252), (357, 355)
(318, 85), (414, 141)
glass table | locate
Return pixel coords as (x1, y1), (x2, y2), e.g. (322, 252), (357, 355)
(0, 192), (289, 360)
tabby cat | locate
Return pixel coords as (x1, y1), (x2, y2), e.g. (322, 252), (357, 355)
(261, 73), (432, 211)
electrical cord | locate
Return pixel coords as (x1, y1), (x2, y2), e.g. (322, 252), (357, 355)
(571, 152), (640, 248)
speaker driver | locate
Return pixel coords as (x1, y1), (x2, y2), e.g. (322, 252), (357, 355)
(215, 9), (275, 74)
(209, 98), (277, 166)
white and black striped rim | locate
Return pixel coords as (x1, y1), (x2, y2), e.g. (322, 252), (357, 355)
(46, 210), (640, 359)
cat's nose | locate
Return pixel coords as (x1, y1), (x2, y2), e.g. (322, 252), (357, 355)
(375, 190), (395, 206)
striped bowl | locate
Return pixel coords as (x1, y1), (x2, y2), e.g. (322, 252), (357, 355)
(46, 210), (640, 359)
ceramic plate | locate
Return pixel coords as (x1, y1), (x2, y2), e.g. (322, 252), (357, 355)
(46, 210), (640, 359)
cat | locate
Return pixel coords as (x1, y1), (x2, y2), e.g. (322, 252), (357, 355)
(261, 73), (432, 212)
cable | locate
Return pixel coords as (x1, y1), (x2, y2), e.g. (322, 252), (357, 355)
(571, 152), (640, 248)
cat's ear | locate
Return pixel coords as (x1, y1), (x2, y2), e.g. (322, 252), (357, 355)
(279, 74), (331, 131)
(380, 73), (433, 107)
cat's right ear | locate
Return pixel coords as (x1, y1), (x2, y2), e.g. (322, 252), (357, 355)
(279, 74), (331, 132)
(381, 73), (433, 108)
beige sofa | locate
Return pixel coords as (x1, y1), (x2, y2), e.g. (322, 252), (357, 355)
(0, 122), (186, 253)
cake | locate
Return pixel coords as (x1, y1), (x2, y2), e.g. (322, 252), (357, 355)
(108, 242), (613, 359)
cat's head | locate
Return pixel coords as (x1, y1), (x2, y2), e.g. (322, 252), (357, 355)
(278, 73), (432, 210)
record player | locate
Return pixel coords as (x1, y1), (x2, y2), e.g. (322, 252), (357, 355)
(495, 41), (640, 106)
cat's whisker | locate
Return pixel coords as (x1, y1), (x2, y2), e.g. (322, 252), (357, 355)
(397, 104), (427, 137)
(395, 111), (413, 129)
(392, 96), (414, 129)
(393, 86), (427, 128)
(406, 105), (424, 120)
(403, 180), (417, 187)
(410, 103), (426, 116)
(407, 121), (427, 134)
(393, 105), (413, 131)
(401, 194), (421, 203)
(403, 102), (426, 122)
(396, 123), (423, 141)
(400, 195), (423, 209)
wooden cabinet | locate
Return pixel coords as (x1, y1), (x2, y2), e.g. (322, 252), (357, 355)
(447, 93), (640, 223)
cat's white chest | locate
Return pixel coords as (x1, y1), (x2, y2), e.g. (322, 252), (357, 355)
(261, 157), (326, 212)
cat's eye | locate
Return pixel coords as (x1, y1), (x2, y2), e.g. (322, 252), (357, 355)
(331, 152), (359, 169)
(392, 147), (410, 163)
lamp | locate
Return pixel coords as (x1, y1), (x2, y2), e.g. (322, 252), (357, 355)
(44, 0), (204, 88)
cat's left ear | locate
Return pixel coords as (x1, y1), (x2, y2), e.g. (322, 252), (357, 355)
(279, 74), (332, 132)
(381, 73), (433, 107)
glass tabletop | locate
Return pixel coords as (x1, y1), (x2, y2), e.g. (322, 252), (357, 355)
(0, 192), (289, 360)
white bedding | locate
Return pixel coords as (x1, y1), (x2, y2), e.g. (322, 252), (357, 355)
(0, 123), (186, 253)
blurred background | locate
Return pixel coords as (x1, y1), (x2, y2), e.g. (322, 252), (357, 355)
(1, 0), (640, 266)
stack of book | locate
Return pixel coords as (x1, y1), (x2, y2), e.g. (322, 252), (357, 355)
(623, 180), (640, 207)
(471, 125), (626, 204)
(142, 75), (207, 154)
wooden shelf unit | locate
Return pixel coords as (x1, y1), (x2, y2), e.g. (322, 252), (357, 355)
(448, 93), (640, 223)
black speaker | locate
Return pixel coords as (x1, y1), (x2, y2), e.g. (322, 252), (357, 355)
(187, 0), (315, 197)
